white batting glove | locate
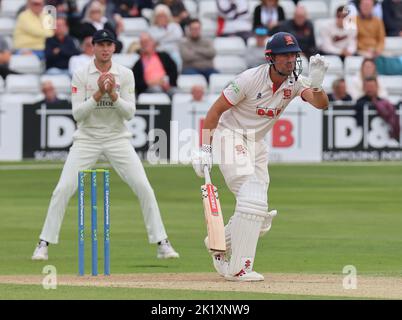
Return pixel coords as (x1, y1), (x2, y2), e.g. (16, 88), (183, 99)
(191, 144), (212, 178)
(308, 54), (329, 92)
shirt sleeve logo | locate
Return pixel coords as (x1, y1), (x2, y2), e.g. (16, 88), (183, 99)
(283, 89), (292, 99)
(72, 86), (78, 94)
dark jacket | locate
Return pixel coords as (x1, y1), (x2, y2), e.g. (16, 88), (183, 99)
(252, 4), (285, 31)
(132, 51), (178, 95)
(45, 35), (80, 70)
(382, 0), (402, 36)
(277, 19), (318, 58)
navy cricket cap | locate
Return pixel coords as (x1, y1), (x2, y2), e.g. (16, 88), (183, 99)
(265, 32), (301, 55)
(92, 29), (117, 44)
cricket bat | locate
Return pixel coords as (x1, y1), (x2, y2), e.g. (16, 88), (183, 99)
(201, 166), (226, 252)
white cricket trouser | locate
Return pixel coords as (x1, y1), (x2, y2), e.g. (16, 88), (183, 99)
(39, 138), (168, 244)
(216, 130), (269, 194)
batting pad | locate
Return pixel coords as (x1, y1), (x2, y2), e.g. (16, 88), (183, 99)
(227, 177), (268, 276)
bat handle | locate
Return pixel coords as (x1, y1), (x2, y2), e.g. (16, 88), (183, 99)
(204, 165), (211, 184)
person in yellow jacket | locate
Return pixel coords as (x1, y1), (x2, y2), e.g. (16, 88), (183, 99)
(13, 0), (54, 59)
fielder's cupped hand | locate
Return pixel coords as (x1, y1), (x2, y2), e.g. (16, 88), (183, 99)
(308, 54), (329, 91)
(191, 144), (212, 178)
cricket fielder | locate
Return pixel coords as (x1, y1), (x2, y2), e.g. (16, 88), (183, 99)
(192, 32), (329, 281)
(32, 29), (179, 260)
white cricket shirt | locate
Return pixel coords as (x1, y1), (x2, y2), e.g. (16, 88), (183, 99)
(219, 63), (310, 141)
(71, 59), (136, 141)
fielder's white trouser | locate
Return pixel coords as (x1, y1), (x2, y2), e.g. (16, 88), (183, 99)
(40, 138), (168, 244)
(216, 129), (270, 275)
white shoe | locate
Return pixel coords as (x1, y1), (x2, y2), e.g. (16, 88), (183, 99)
(225, 270), (264, 282)
(32, 240), (48, 260)
(157, 239), (179, 259)
(212, 253), (228, 276)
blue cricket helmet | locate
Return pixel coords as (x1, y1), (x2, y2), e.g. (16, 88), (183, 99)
(265, 32), (301, 55)
(265, 32), (303, 78)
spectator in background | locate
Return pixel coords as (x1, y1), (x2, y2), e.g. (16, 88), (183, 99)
(68, 36), (94, 76)
(216, 0), (252, 42)
(78, 1), (116, 40)
(149, 4), (183, 71)
(382, 0), (402, 36)
(319, 6), (357, 60)
(328, 78), (353, 102)
(0, 35), (19, 80)
(45, 16), (80, 75)
(114, 0), (155, 18)
(348, 0), (383, 19)
(191, 84), (207, 102)
(180, 18), (218, 82)
(245, 27), (269, 68)
(13, 0), (54, 59)
(81, 0), (119, 30)
(40, 80), (65, 104)
(252, 0), (285, 33)
(356, 0), (385, 58)
(278, 5), (318, 58)
(158, 0), (191, 30)
(132, 32), (178, 96)
(349, 57), (388, 100)
(355, 77), (400, 139)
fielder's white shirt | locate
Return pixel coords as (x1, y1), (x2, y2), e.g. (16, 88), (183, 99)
(71, 59), (136, 141)
(219, 64), (310, 141)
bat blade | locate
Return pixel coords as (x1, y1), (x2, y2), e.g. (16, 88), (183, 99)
(201, 183), (226, 252)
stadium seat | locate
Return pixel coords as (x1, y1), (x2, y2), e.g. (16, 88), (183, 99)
(122, 17), (149, 37)
(214, 55), (247, 74)
(281, 0), (297, 19)
(0, 76), (4, 93)
(378, 75), (402, 95)
(0, 0), (26, 18)
(40, 74), (71, 95)
(112, 53), (139, 69)
(137, 93), (171, 105)
(6, 74), (40, 94)
(119, 36), (139, 54)
(209, 73), (235, 93)
(201, 18), (217, 38)
(249, 0), (260, 13)
(323, 55), (344, 76)
(314, 18), (332, 49)
(213, 37), (247, 56)
(199, 0), (218, 20)
(322, 73), (339, 93)
(76, 0), (91, 12)
(344, 56), (363, 75)
(177, 74), (208, 93)
(384, 37), (402, 56)
(0, 17), (15, 36)
(9, 55), (42, 74)
(329, 0), (349, 16)
(298, 0), (329, 19)
(183, 0), (197, 17)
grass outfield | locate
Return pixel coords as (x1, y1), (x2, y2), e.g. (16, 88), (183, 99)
(0, 162), (401, 299)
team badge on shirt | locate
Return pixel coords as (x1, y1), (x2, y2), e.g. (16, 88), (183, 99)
(72, 86), (77, 94)
(283, 89), (291, 99)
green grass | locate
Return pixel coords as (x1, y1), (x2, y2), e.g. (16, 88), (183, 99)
(0, 161), (401, 299)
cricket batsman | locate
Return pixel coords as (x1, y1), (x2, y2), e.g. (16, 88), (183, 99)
(192, 32), (329, 281)
(32, 29), (179, 261)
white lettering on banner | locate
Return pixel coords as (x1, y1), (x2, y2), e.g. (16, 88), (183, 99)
(47, 116), (75, 148)
(35, 106), (73, 149)
(127, 106), (160, 147)
(325, 106), (402, 150)
(334, 117), (363, 148)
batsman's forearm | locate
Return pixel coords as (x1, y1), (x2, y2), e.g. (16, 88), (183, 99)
(312, 90), (329, 109)
(202, 109), (221, 145)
